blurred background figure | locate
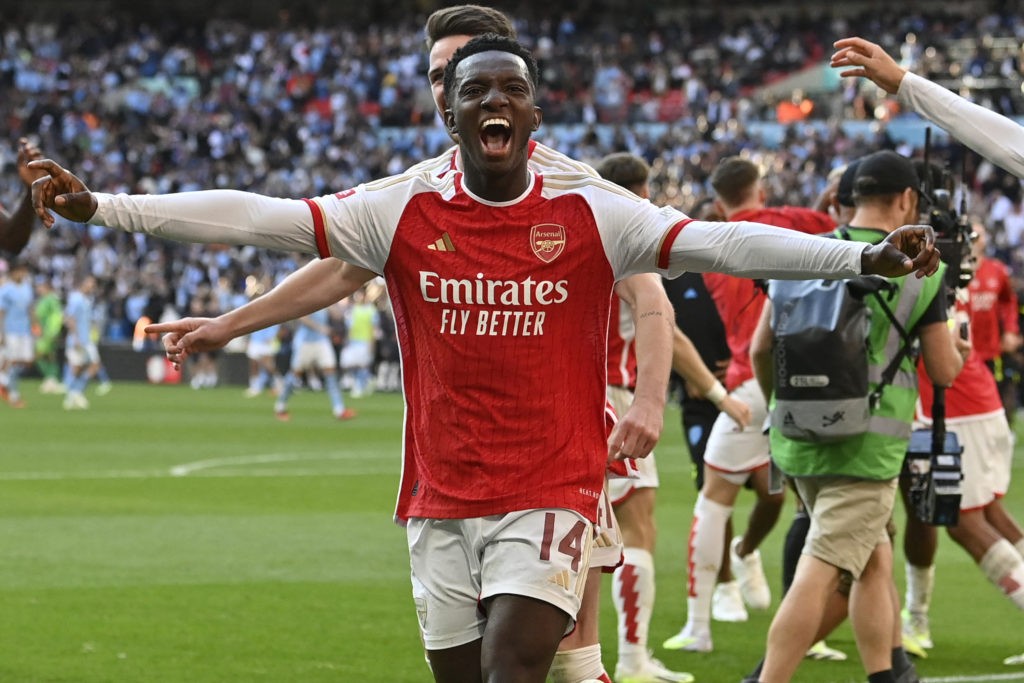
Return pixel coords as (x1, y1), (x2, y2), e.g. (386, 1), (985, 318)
(340, 286), (380, 399)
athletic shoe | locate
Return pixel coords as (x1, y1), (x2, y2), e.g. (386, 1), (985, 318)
(63, 392), (89, 410)
(1005, 652), (1024, 665)
(39, 377), (64, 394)
(902, 609), (933, 649)
(712, 581), (749, 622)
(274, 403), (290, 421)
(615, 653), (695, 682)
(0, 384), (8, 401)
(902, 632), (928, 660)
(243, 387), (261, 398)
(662, 624), (712, 653)
(335, 407), (358, 421)
(731, 537), (771, 609)
(96, 382), (112, 396)
(805, 640), (847, 661)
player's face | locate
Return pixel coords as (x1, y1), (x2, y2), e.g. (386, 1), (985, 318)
(428, 35), (472, 119)
(445, 51), (541, 178)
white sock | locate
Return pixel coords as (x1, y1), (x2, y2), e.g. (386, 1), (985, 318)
(687, 493), (732, 631)
(979, 539), (1024, 610)
(549, 644), (606, 683)
(904, 562), (935, 616)
(614, 547), (655, 666)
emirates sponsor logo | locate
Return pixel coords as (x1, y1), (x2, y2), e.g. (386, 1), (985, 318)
(531, 223), (566, 263)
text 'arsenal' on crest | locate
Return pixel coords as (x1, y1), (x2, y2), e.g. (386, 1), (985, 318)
(530, 223), (566, 263)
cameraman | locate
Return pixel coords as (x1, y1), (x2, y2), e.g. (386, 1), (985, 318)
(750, 150), (963, 683)
(900, 217), (1024, 663)
(831, 37), (1024, 178)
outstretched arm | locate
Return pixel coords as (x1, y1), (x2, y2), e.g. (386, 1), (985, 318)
(665, 220), (938, 280)
(608, 274), (673, 460)
(30, 159), (318, 253)
(147, 261), (377, 367)
(0, 138), (45, 254)
(832, 36), (1024, 178)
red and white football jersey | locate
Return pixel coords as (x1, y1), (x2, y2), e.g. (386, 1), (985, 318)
(305, 168), (688, 524)
(967, 256), (1019, 363)
(917, 289), (1003, 422)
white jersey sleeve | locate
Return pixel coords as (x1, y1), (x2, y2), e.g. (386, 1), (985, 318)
(552, 177), (867, 281)
(309, 173), (453, 272)
(90, 172), (447, 272)
(898, 72), (1024, 178)
(92, 190), (319, 254)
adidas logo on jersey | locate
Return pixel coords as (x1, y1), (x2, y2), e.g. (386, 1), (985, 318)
(548, 570), (572, 590)
(427, 233), (456, 252)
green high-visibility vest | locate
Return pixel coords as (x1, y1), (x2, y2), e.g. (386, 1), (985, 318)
(771, 226), (947, 481)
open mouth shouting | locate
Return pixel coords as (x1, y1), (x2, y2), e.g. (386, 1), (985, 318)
(480, 117), (513, 158)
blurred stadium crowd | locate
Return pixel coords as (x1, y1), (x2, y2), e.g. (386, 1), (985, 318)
(2, 1), (1024, 358)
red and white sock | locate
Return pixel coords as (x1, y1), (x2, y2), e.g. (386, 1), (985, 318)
(614, 547), (655, 669)
(687, 493), (732, 631)
(980, 539), (1024, 610)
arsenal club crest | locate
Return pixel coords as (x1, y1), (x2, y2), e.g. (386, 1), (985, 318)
(530, 223), (566, 263)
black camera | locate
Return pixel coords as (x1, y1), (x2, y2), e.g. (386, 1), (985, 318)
(924, 186), (975, 290)
(904, 428), (963, 526)
(916, 139), (975, 290)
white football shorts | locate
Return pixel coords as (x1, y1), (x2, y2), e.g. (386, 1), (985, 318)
(408, 508), (592, 650)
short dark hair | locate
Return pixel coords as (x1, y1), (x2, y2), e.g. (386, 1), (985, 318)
(595, 153), (650, 193)
(710, 157), (760, 207)
(424, 5), (516, 50)
(442, 34), (539, 106)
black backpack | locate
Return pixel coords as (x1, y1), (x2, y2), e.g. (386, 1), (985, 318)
(767, 232), (915, 443)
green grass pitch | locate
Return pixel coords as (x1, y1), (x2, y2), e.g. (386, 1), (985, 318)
(1, 380), (1023, 682)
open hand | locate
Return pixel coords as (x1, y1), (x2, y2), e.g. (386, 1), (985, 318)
(831, 37), (907, 94)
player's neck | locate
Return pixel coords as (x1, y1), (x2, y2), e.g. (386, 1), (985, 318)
(460, 163), (532, 203)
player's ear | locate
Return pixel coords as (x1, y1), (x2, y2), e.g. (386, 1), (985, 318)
(531, 106), (542, 132)
(444, 109), (458, 136)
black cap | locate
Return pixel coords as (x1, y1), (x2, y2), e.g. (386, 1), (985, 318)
(853, 150), (921, 199)
(836, 159), (862, 208)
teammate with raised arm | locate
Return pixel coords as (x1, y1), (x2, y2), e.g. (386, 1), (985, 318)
(33, 34), (939, 683)
(831, 36), (1024, 178)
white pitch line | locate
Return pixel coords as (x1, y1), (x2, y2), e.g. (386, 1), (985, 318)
(924, 675), (1024, 682)
(169, 452), (363, 476)
(0, 452), (395, 481)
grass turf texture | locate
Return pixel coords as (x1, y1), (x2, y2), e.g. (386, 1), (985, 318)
(1, 380), (1022, 682)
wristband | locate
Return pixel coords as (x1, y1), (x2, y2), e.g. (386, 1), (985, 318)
(705, 381), (728, 406)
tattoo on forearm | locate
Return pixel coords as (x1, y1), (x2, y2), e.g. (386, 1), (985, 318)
(639, 310), (663, 320)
